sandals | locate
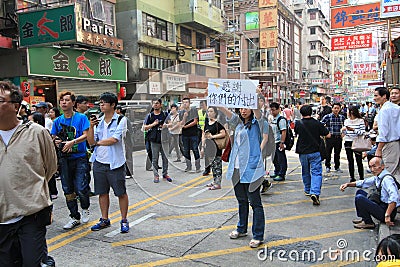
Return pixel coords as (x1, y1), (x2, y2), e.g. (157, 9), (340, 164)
(249, 239), (263, 248)
(209, 185), (221, 190)
(229, 230), (247, 239)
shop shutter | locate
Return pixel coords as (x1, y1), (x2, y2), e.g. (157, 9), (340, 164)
(57, 80), (117, 97)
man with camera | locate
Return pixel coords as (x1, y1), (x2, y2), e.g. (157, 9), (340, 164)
(51, 91), (91, 230)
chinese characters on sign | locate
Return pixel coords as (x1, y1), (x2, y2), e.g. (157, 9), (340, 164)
(311, 79), (331, 85)
(331, 33), (373, 51)
(353, 63), (378, 74)
(207, 79), (259, 109)
(381, 0), (400, 18)
(259, 9), (278, 28)
(331, 0), (348, 8)
(260, 29), (278, 48)
(330, 3), (381, 29)
(164, 73), (187, 92)
(18, 5), (77, 47)
(259, 0), (277, 8)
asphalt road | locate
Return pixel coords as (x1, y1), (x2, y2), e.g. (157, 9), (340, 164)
(47, 148), (379, 267)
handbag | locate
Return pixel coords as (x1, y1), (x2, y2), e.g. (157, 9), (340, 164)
(213, 123), (229, 150)
(221, 137), (231, 162)
(351, 134), (372, 152)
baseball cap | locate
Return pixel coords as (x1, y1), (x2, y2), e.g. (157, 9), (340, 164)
(33, 102), (48, 108)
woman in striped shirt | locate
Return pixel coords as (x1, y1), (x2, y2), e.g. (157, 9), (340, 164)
(342, 106), (366, 182)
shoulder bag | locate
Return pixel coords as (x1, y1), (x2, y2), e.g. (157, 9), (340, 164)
(213, 122), (229, 150)
(351, 134), (372, 152)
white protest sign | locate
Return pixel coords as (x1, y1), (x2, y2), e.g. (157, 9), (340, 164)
(207, 79), (259, 109)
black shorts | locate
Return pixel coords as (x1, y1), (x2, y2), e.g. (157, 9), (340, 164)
(93, 161), (126, 197)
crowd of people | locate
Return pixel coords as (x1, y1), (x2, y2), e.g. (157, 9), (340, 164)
(1, 80), (400, 265)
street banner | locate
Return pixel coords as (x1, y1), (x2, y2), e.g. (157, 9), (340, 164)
(380, 0), (400, 18)
(207, 79), (259, 109)
(331, 33), (373, 51)
(27, 47), (127, 82)
(330, 3), (381, 29)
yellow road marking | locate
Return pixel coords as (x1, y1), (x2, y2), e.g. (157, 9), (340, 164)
(157, 194), (354, 220)
(129, 229), (361, 267)
(195, 184), (341, 202)
(48, 167), (228, 251)
(113, 208), (354, 247)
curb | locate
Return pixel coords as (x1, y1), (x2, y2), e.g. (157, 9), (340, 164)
(377, 215), (400, 244)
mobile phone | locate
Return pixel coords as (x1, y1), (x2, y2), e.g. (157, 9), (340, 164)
(90, 114), (97, 120)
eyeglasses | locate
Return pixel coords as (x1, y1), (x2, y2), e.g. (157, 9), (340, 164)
(0, 100), (17, 104)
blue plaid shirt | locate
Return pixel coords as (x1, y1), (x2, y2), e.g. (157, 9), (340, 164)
(321, 113), (345, 136)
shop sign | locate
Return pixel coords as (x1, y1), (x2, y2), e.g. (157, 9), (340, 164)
(207, 79), (259, 109)
(331, 3), (381, 29)
(353, 63), (378, 74)
(82, 18), (114, 37)
(149, 82), (161, 94)
(311, 79), (331, 84)
(380, 0), (400, 18)
(27, 47), (127, 82)
(357, 73), (378, 80)
(331, 33), (373, 51)
(18, 5), (77, 47)
(0, 36), (13, 49)
(259, 8), (278, 29)
(76, 31), (123, 51)
(259, 0), (277, 8)
(331, 0), (348, 8)
(196, 48), (215, 61)
(164, 73), (187, 92)
(260, 29), (278, 48)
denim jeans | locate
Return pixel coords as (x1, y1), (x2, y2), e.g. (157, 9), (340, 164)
(355, 190), (396, 224)
(150, 142), (168, 177)
(232, 169), (265, 241)
(182, 135), (200, 162)
(299, 152), (323, 196)
(272, 143), (287, 177)
(59, 156), (89, 220)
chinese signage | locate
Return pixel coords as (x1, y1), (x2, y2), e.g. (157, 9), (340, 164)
(245, 12), (259, 30)
(260, 29), (278, 48)
(18, 5), (77, 47)
(27, 47), (127, 82)
(76, 31), (123, 51)
(331, 33), (373, 51)
(259, 8), (278, 28)
(196, 48), (215, 61)
(331, 0), (348, 8)
(149, 82), (161, 94)
(358, 73), (379, 80)
(259, 0), (277, 8)
(164, 73), (187, 92)
(311, 79), (331, 84)
(207, 79), (259, 109)
(381, 0), (400, 18)
(331, 3), (381, 29)
(353, 63), (378, 74)
(334, 71), (344, 86)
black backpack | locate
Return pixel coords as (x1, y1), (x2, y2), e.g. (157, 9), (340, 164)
(277, 116), (294, 151)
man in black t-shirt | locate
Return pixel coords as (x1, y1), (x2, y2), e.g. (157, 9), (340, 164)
(317, 96), (332, 120)
(295, 105), (331, 206)
(179, 98), (201, 172)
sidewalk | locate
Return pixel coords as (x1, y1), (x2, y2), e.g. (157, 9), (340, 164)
(378, 214), (400, 243)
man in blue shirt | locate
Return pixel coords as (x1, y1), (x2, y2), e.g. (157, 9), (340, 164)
(269, 102), (287, 181)
(87, 92), (130, 233)
(51, 91), (90, 230)
(340, 157), (400, 229)
(321, 103), (346, 173)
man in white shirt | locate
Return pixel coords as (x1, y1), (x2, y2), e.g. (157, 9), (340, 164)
(33, 102), (53, 131)
(374, 87), (400, 179)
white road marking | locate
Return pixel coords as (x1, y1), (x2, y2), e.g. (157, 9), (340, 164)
(104, 213), (156, 237)
(189, 188), (209, 198)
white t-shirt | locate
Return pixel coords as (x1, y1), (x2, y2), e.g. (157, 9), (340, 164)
(96, 120), (110, 164)
(0, 121), (24, 224)
(45, 117), (53, 131)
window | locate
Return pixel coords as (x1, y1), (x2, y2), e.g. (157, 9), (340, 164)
(212, 0), (221, 8)
(195, 64), (206, 76)
(89, 0), (105, 21)
(310, 27), (316, 35)
(310, 58), (316, 65)
(196, 32), (206, 49)
(143, 55), (175, 70)
(210, 38), (220, 53)
(179, 63), (191, 74)
(311, 42), (316, 50)
(310, 12), (316, 20)
(142, 13), (173, 41)
(180, 27), (192, 46)
(295, 11), (302, 18)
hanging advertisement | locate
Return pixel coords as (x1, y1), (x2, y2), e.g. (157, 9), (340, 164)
(259, 0), (277, 8)
(259, 8), (278, 29)
(245, 12), (259, 30)
(331, 33), (373, 51)
(260, 29), (278, 48)
(330, 3), (381, 29)
(380, 0), (400, 18)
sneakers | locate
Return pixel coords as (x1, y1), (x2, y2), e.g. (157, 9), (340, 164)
(350, 178), (356, 183)
(63, 217), (81, 229)
(82, 209), (90, 223)
(120, 219), (129, 233)
(335, 168), (343, 173)
(352, 218), (363, 224)
(261, 180), (273, 194)
(273, 175), (285, 182)
(163, 175), (173, 182)
(91, 218), (111, 231)
(153, 176), (160, 183)
(304, 192), (311, 197)
(311, 194), (320, 206)
(326, 167), (331, 173)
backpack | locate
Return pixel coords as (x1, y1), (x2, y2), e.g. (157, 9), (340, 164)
(258, 117), (275, 158)
(277, 116), (294, 151)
